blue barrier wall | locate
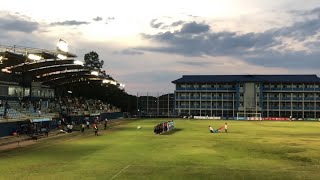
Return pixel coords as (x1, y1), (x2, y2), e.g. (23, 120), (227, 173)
(0, 122), (17, 137)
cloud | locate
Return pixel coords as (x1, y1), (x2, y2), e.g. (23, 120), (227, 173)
(150, 19), (164, 29)
(0, 12), (39, 33)
(113, 49), (144, 55)
(105, 17), (115, 24)
(140, 26), (275, 57)
(176, 60), (212, 66)
(50, 20), (90, 26)
(170, 20), (185, 27)
(93, 16), (103, 21)
(180, 21), (210, 34)
(138, 8), (320, 70)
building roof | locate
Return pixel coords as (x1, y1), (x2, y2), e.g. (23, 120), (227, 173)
(0, 44), (116, 87)
(172, 75), (320, 83)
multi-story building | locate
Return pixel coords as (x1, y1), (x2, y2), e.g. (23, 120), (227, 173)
(172, 75), (320, 119)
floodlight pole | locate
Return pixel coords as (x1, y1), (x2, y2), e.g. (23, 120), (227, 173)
(136, 92), (138, 116)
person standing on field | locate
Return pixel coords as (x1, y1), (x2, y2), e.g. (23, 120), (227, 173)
(224, 123), (228, 133)
(86, 121), (90, 129)
(104, 118), (108, 130)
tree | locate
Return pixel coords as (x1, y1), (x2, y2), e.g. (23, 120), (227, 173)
(84, 51), (104, 70)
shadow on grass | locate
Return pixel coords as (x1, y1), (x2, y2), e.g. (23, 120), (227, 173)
(161, 128), (183, 135)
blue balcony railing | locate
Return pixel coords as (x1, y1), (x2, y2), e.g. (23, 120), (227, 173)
(176, 87), (185, 90)
(304, 97), (314, 100)
(270, 97), (279, 100)
(281, 97), (291, 100)
(176, 105), (188, 108)
(304, 88), (315, 91)
(293, 97), (303, 100)
(190, 97), (200, 100)
(190, 106), (200, 108)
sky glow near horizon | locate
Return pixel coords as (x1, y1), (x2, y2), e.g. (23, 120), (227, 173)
(1, 0), (320, 94)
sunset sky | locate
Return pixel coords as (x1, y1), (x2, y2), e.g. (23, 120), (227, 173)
(1, 0), (320, 94)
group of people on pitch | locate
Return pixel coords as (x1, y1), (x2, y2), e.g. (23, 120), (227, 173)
(208, 123), (228, 133)
(154, 120), (174, 134)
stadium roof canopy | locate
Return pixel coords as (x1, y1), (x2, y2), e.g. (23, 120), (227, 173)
(0, 44), (120, 87)
(172, 75), (320, 83)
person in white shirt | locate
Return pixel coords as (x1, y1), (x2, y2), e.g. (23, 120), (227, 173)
(224, 123), (228, 133)
(209, 126), (214, 133)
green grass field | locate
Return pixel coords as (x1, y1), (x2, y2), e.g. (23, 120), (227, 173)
(1, 119), (320, 180)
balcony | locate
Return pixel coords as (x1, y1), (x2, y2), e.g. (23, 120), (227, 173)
(270, 88), (282, 91)
(223, 97), (233, 100)
(304, 97), (314, 100)
(281, 97), (291, 100)
(293, 97), (303, 100)
(201, 97), (212, 100)
(280, 106), (291, 110)
(177, 105), (188, 108)
(270, 97), (279, 100)
(190, 106), (200, 108)
(292, 88), (304, 91)
(201, 106), (212, 109)
(176, 97), (188, 100)
(304, 88), (315, 91)
(190, 97), (200, 100)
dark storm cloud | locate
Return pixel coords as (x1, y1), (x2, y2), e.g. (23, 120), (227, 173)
(113, 49), (144, 55)
(50, 20), (90, 26)
(180, 21), (210, 34)
(93, 16), (103, 21)
(245, 51), (320, 69)
(140, 25), (276, 57)
(139, 8), (320, 69)
(0, 13), (39, 33)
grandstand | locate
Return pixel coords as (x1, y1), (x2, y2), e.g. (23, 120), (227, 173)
(0, 41), (124, 137)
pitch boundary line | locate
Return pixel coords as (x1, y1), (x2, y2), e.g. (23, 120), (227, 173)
(110, 165), (131, 180)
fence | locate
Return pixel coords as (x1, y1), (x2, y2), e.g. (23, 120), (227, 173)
(136, 92), (175, 117)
